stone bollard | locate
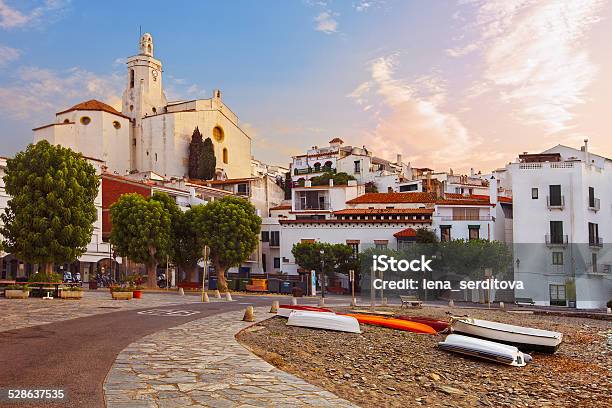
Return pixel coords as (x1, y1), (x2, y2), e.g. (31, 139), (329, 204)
(178, 287), (185, 296)
(318, 297), (325, 307)
(499, 301), (505, 310)
(243, 305), (255, 322)
(270, 300), (279, 313)
(607, 307), (611, 315)
(202, 292), (209, 303)
(291, 297), (298, 306)
(225, 291), (233, 301)
(351, 297), (357, 307)
(214, 289), (221, 298)
(448, 299), (454, 308)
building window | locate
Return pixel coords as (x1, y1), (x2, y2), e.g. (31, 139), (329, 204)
(347, 242), (359, 259)
(549, 284), (566, 306)
(129, 105), (134, 112)
(152, 107), (157, 114)
(588, 222), (599, 246)
(223, 148), (228, 164)
(440, 225), (451, 242)
(113, 121), (121, 129)
(592, 253), (598, 273)
(80, 116), (91, 125)
(261, 231), (269, 242)
(270, 231), (280, 247)
(549, 221), (564, 244)
(262, 254), (267, 273)
(237, 183), (249, 196)
(130, 69), (134, 88)
(213, 126), (224, 142)
(63, 118), (70, 124)
(549, 185), (562, 206)
(588, 186), (595, 208)
(375, 242), (387, 250)
(397, 240), (414, 251)
(531, 188), (538, 199)
(354, 160), (361, 174)
(468, 225), (480, 240)
(314, 162), (321, 172)
(273, 257), (281, 269)
(552, 252), (563, 265)
(132, 138), (136, 146)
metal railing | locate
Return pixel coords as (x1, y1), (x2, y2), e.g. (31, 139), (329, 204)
(588, 198), (600, 211)
(294, 202), (330, 211)
(589, 237), (603, 248)
(545, 234), (568, 247)
(546, 195), (565, 209)
(440, 216), (492, 221)
(293, 167), (335, 175)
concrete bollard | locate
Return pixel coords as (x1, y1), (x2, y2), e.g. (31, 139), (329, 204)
(214, 290), (221, 298)
(449, 299), (454, 308)
(178, 288), (185, 296)
(607, 307), (611, 315)
(318, 297), (325, 307)
(351, 297), (357, 307)
(225, 291), (233, 301)
(499, 301), (505, 310)
(270, 300), (279, 313)
(243, 305), (255, 322)
(202, 292), (209, 303)
(291, 297), (298, 306)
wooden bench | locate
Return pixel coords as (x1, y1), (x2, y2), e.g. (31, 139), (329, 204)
(515, 297), (535, 306)
(246, 278), (268, 292)
(400, 295), (422, 308)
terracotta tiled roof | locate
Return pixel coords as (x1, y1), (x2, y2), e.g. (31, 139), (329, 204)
(57, 99), (129, 119)
(393, 228), (417, 238)
(334, 208), (434, 215)
(329, 137), (344, 144)
(439, 193), (512, 205)
(346, 192), (437, 204)
(197, 177), (257, 185)
(270, 204), (291, 211)
(279, 219), (431, 225)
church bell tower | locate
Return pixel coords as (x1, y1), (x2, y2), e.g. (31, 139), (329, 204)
(122, 33), (167, 172)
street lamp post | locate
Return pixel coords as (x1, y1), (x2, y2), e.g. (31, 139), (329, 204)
(201, 245), (210, 302)
(320, 249), (325, 299)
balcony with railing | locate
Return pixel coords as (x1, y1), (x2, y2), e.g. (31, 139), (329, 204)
(545, 234), (568, 247)
(588, 198), (600, 212)
(293, 166), (335, 176)
(589, 237), (603, 248)
(586, 263), (610, 275)
(294, 201), (330, 211)
(546, 195), (565, 209)
(440, 215), (492, 221)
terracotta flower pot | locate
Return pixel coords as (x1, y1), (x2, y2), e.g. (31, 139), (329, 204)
(133, 290), (142, 299)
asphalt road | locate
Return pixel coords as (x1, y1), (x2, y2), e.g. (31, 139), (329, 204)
(0, 295), (274, 408)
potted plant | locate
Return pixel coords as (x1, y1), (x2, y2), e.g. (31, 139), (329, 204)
(110, 286), (133, 300)
(132, 285), (143, 299)
(60, 286), (84, 300)
(4, 284), (30, 299)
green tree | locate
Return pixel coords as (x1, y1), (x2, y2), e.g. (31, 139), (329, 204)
(0, 140), (99, 274)
(109, 193), (171, 288)
(310, 172), (356, 186)
(173, 209), (203, 282)
(188, 127), (204, 179)
(190, 196), (261, 292)
(198, 137), (216, 180)
(415, 227), (438, 244)
(292, 242), (357, 290)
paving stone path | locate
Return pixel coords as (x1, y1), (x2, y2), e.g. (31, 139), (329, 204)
(104, 308), (357, 408)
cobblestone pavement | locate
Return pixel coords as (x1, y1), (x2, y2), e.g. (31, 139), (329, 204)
(0, 290), (209, 332)
(104, 308), (357, 408)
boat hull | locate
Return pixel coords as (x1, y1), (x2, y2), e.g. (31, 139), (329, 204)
(277, 305), (333, 318)
(343, 314), (437, 334)
(451, 318), (562, 353)
(286, 311), (361, 334)
(396, 315), (449, 333)
(439, 334), (532, 367)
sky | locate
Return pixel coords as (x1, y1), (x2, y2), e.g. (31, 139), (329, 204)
(0, 0), (611, 173)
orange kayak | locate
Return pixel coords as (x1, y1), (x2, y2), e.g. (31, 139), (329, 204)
(342, 313), (437, 334)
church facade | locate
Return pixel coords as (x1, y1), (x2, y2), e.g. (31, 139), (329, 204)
(34, 33), (252, 180)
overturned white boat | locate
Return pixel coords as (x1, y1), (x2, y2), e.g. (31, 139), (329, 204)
(439, 334), (532, 367)
(286, 310), (361, 334)
(451, 318), (562, 353)
(276, 305), (333, 318)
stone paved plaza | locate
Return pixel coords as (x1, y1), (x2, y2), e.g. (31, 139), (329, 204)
(103, 308), (357, 408)
(0, 290), (206, 332)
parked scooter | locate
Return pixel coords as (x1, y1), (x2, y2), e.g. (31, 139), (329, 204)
(157, 273), (167, 288)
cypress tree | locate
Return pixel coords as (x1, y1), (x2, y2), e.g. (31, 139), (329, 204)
(188, 127), (203, 179)
(198, 137), (216, 180)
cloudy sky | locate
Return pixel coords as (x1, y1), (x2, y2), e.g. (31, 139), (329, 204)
(0, 0), (610, 173)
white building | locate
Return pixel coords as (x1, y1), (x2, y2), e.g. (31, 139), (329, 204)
(290, 138), (408, 192)
(508, 141), (612, 309)
(34, 33), (253, 180)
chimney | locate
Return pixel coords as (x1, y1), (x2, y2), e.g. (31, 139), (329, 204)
(489, 176), (498, 206)
(396, 154), (402, 165)
(470, 168), (475, 176)
(329, 178), (334, 187)
(584, 139), (590, 164)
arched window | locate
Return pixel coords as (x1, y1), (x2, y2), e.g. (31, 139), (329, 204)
(324, 161), (333, 171)
(313, 162), (321, 172)
(222, 148), (228, 164)
(80, 116), (91, 125)
(63, 119), (70, 124)
(130, 69), (134, 88)
(147, 44), (152, 54)
(213, 126), (224, 142)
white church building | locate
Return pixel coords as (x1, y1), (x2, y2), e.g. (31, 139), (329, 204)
(34, 33), (252, 180)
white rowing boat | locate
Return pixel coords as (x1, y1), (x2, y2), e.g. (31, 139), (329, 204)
(439, 334), (533, 367)
(286, 310), (361, 334)
(451, 318), (562, 353)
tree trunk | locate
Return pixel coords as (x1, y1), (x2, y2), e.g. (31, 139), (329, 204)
(215, 260), (228, 293)
(185, 264), (197, 283)
(42, 263), (54, 275)
(146, 262), (158, 289)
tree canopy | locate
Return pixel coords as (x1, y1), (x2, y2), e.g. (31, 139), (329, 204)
(309, 171), (356, 186)
(190, 196), (261, 291)
(188, 127), (204, 179)
(0, 140), (99, 273)
(198, 137), (216, 180)
(109, 193), (172, 288)
(292, 242), (358, 278)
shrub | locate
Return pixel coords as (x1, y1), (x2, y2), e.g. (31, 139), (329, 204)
(607, 299), (612, 309)
(28, 271), (62, 283)
(63, 286), (83, 292)
(110, 286), (133, 293)
(6, 284), (29, 291)
(291, 287), (304, 297)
